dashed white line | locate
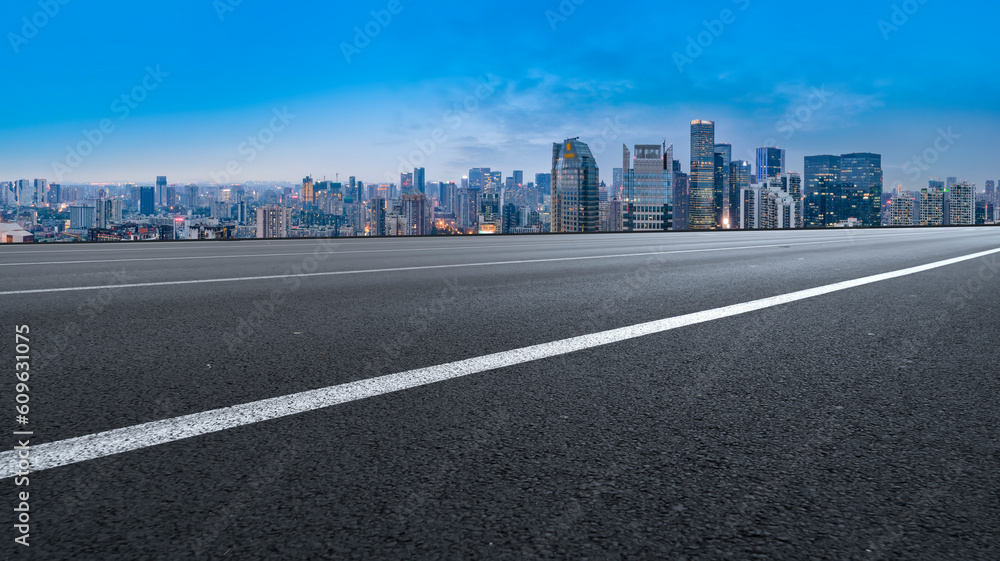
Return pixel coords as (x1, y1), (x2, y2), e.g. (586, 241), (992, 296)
(2, 245), (997, 478)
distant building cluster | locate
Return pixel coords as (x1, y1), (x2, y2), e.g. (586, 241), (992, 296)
(2, 119), (997, 243)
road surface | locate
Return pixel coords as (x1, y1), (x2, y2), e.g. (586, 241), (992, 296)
(2, 227), (999, 559)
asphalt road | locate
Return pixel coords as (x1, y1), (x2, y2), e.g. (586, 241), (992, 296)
(2, 227), (999, 560)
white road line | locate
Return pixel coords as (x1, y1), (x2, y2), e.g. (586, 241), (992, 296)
(2, 246), (997, 478)
(0, 235), (922, 296)
(0, 240), (638, 267)
(0, 228), (952, 256)
(0, 237), (642, 256)
(0, 233), (913, 267)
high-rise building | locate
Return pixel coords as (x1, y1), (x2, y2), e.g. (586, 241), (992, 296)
(414, 168), (425, 195)
(256, 205), (290, 238)
(755, 147), (786, 183)
(804, 155), (842, 228)
(48, 183), (61, 205)
(456, 189), (479, 230)
(401, 193), (431, 235)
(535, 173), (551, 200)
(156, 176), (168, 206)
(186, 185), (199, 208)
(399, 172), (413, 196)
(920, 187), (945, 226)
(887, 194), (915, 226)
(69, 205), (96, 229)
(369, 197), (387, 235)
(95, 198), (123, 229)
(839, 153), (883, 227)
(949, 181), (974, 225)
(302, 176), (316, 205)
(714, 144), (732, 228)
(551, 138), (600, 233)
(986, 180), (996, 206)
(467, 168), (489, 191)
(612, 168), (623, 199)
(689, 120), (716, 230)
(139, 187), (155, 215)
(623, 143), (670, 231)
(14, 180), (30, 207)
(781, 172), (803, 228)
(599, 199), (623, 232)
(33, 179), (47, 205)
(729, 161), (750, 229)
(740, 176), (798, 230)
(673, 170), (689, 231)
(513, 171), (524, 188)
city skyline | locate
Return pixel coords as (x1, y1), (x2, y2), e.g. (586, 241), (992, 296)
(2, 0), (998, 188)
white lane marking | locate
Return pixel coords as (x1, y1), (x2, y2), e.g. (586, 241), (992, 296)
(0, 232), (920, 267)
(0, 237), (645, 256)
(2, 246), (998, 478)
(0, 228), (955, 256)
(0, 235), (925, 296)
(0, 240), (638, 267)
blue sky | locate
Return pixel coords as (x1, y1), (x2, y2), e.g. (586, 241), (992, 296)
(2, 0), (998, 190)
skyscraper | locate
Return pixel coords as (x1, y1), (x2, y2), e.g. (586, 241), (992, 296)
(740, 176), (798, 230)
(139, 187), (155, 216)
(840, 153), (883, 227)
(804, 155), (842, 228)
(756, 147), (786, 183)
(623, 143), (669, 231)
(986, 180), (995, 206)
(369, 197), (388, 235)
(402, 193), (431, 235)
(920, 187), (944, 226)
(551, 138), (600, 233)
(673, 164), (689, 231)
(468, 168), (490, 191)
(33, 179), (47, 206)
(689, 120), (716, 230)
(714, 144), (732, 228)
(156, 176), (167, 206)
(535, 173), (551, 205)
(414, 168), (426, 195)
(400, 172), (413, 196)
(257, 206), (290, 238)
(949, 181), (974, 225)
(186, 185), (199, 208)
(14, 180), (30, 207)
(48, 183), (61, 205)
(887, 194), (915, 226)
(729, 160), (750, 229)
